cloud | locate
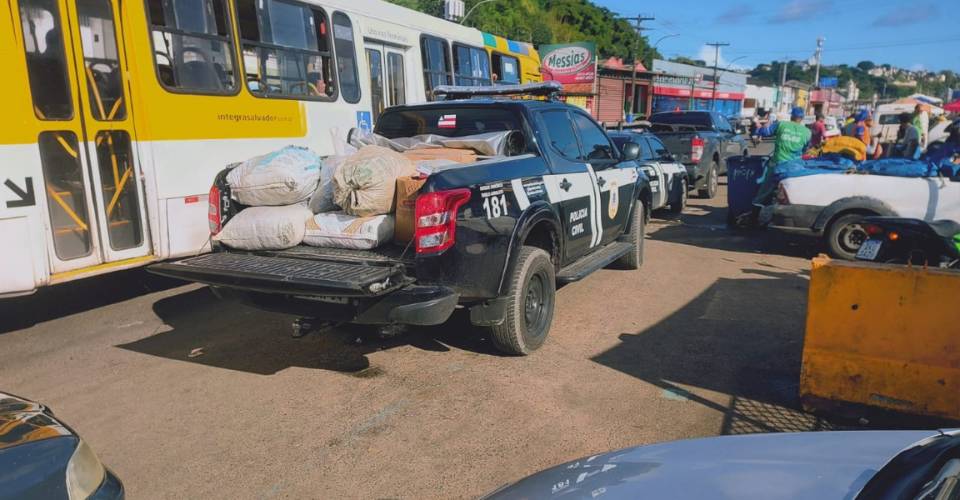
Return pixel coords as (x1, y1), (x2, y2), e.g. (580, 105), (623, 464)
(872, 3), (937, 27)
(910, 63), (926, 72)
(715, 3), (752, 24)
(696, 45), (748, 71)
(769, 0), (830, 23)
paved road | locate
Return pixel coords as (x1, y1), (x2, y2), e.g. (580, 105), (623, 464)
(0, 147), (859, 498)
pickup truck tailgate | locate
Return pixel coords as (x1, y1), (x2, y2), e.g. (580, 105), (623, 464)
(150, 252), (411, 296)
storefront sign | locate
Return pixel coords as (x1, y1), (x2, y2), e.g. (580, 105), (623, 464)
(652, 74), (694, 87)
(540, 42), (596, 84)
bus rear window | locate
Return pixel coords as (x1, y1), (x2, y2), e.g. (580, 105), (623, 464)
(376, 107), (524, 139)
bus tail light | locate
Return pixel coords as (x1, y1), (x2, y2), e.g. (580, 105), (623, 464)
(690, 136), (704, 164)
(208, 185), (222, 235)
(414, 188), (471, 254)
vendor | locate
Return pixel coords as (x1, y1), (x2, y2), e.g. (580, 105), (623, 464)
(891, 112), (921, 160)
(752, 106), (812, 206)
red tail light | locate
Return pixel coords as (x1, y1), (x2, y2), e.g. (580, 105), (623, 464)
(414, 188), (471, 254)
(208, 185), (222, 235)
(690, 136), (704, 164)
(865, 224), (883, 236)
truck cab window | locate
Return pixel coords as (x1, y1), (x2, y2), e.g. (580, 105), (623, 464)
(147, 0), (237, 93)
(542, 110), (580, 160)
(572, 112), (615, 162)
(235, 0), (335, 100)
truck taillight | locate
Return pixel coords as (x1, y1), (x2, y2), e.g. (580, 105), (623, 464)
(414, 188), (471, 254)
(690, 136), (704, 164)
(208, 185), (222, 235)
(775, 183), (790, 205)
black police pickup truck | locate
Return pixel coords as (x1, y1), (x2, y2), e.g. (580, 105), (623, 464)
(150, 83), (652, 355)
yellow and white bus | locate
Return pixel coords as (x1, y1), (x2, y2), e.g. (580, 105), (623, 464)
(1, 0), (541, 296)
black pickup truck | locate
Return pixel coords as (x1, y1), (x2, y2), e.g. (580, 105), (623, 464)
(150, 84), (652, 355)
(649, 111), (749, 199)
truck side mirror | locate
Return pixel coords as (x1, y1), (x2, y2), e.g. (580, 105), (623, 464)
(621, 142), (641, 161)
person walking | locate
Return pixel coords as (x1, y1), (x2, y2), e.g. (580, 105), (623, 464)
(752, 106), (812, 206)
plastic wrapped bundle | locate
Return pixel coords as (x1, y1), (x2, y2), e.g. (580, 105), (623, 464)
(333, 145), (416, 216)
(226, 146), (321, 206)
(213, 204), (312, 250)
(303, 212), (395, 250)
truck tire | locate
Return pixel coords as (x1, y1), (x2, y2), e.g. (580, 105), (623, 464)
(669, 176), (687, 214)
(826, 213), (870, 260)
(615, 201), (645, 269)
(488, 246), (556, 355)
(698, 161), (719, 199)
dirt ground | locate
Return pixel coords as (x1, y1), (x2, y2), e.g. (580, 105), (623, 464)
(0, 158), (877, 498)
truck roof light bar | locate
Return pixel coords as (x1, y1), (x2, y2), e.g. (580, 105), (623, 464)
(432, 81), (563, 101)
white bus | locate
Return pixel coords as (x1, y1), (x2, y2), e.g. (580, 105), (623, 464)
(2, 0), (538, 296)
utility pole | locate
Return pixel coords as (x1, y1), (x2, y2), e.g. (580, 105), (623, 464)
(813, 36), (824, 87)
(778, 58), (788, 113)
(707, 42), (729, 110)
(619, 14), (654, 121)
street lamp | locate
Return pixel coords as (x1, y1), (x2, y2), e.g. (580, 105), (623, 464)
(460, 0), (497, 24)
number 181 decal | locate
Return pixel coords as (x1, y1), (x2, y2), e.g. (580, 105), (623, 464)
(482, 194), (508, 219)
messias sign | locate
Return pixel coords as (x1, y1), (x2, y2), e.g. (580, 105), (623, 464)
(540, 42), (596, 84)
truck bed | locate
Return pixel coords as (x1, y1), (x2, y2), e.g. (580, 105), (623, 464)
(150, 244), (415, 297)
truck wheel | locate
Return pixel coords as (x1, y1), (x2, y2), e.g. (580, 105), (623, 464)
(615, 201), (645, 269)
(826, 213), (869, 260)
(669, 177), (687, 214)
(698, 161), (719, 199)
(488, 246), (556, 355)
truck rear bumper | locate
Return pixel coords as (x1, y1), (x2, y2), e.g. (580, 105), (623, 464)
(771, 204), (822, 233)
(229, 285), (460, 326)
(150, 252), (458, 325)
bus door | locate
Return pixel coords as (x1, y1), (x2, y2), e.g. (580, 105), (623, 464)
(15, 0), (151, 277)
(364, 42), (407, 123)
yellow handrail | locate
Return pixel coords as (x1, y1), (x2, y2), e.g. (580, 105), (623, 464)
(46, 185), (89, 231)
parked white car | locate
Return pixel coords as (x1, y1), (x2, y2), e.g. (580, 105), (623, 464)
(771, 173), (960, 259)
(609, 130), (689, 213)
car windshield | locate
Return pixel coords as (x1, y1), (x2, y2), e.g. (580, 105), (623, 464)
(375, 106), (525, 138)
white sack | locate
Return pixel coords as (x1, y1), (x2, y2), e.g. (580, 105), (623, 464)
(213, 204), (312, 250)
(303, 212), (395, 250)
(226, 146), (321, 206)
(308, 155), (347, 214)
(333, 145), (416, 216)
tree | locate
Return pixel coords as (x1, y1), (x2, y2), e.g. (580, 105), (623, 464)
(856, 61), (876, 71)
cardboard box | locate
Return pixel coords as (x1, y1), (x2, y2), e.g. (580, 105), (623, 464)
(402, 147), (477, 164)
(393, 176), (427, 244)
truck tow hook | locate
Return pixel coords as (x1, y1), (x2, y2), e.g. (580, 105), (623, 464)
(291, 318), (335, 338)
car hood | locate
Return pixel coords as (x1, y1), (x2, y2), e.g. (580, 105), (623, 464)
(487, 430), (941, 500)
(0, 392), (73, 451)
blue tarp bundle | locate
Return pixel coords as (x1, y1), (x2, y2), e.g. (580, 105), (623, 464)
(772, 156), (856, 181)
(859, 158), (938, 177)
(773, 157), (943, 181)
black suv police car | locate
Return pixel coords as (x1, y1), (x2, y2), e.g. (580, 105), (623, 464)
(152, 83), (652, 355)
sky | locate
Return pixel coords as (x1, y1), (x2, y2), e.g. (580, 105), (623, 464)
(594, 0), (960, 73)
